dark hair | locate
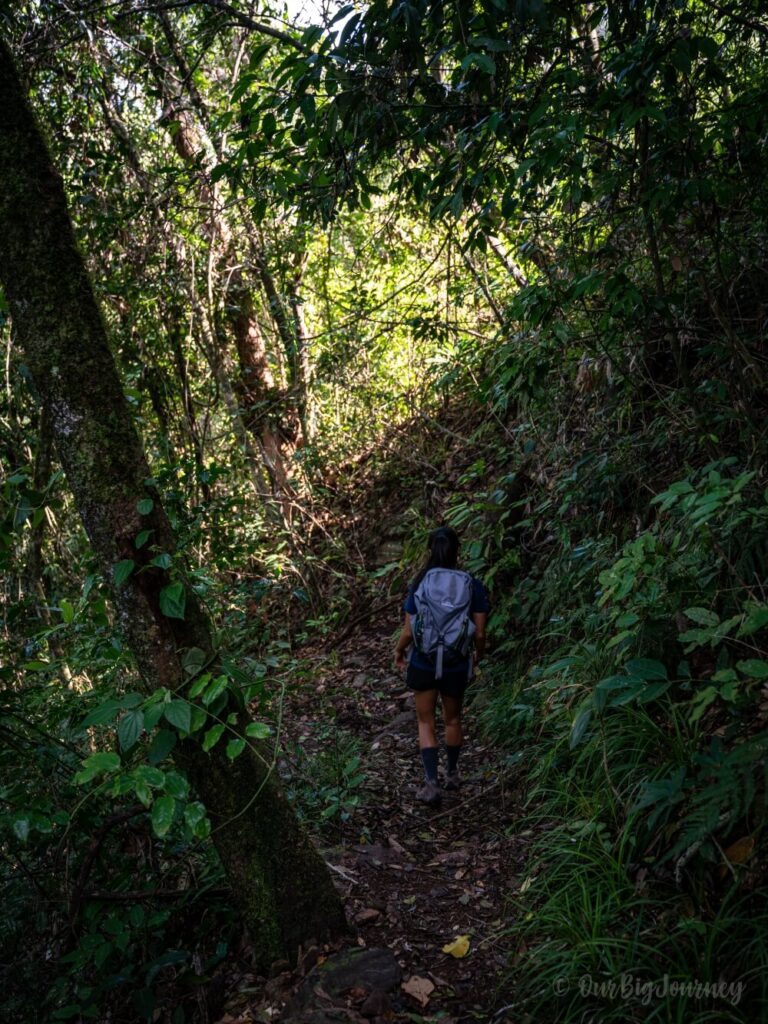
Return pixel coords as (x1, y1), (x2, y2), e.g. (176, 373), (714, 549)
(412, 526), (460, 588)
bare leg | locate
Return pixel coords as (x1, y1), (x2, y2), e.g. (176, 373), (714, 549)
(442, 693), (464, 748)
(414, 689), (439, 749)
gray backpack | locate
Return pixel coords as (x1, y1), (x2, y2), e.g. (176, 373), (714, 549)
(412, 568), (476, 679)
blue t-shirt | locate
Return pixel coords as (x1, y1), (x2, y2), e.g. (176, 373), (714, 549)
(403, 573), (490, 674)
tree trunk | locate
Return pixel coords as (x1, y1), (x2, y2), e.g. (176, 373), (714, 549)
(147, 42), (297, 502)
(0, 36), (346, 965)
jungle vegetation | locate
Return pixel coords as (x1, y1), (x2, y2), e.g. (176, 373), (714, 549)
(1, 0), (767, 1021)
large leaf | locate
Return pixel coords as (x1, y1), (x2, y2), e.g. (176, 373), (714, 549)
(75, 751), (121, 784)
(118, 710), (144, 751)
(570, 706), (593, 748)
(202, 724), (225, 752)
(736, 660), (768, 679)
(188, 672), (212, 699)
(159, 582), (186, 620)
(624, 658), (668, 681)
(184, 801), (209, 839)
(683, 607), (719, 627)
(147, 728), (176, 765)
(163, 700), (191, 733)
(246, 722), (271, 740)
(81, 699), (122, 728)
(182, 647), (207, 676)
(202, 675), (229, 706)
(113, 559), (135, 587)
(13, 818), (30, 843)
(151, 795), (175, 837)
(163, 771), (189, 799)
(226, 738), (246, 760)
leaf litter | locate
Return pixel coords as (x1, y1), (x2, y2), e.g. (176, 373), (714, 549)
(215, 607), (526, 1023)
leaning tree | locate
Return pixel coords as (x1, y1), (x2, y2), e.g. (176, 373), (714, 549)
(0, 34), (346, 966)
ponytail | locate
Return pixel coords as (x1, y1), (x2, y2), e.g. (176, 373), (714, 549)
(412, 525), (460, 588)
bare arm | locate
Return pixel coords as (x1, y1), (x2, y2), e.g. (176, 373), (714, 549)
(394, 613), (413, 670)
(473, 612), (487, 663)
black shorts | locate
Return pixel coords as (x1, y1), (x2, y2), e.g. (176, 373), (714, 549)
(406, 663), (471, 699)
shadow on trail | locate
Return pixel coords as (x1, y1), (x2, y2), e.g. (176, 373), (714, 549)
(224, 611), (525, 1024)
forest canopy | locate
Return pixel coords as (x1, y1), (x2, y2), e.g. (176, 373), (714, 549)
(1, 1), (768, 1022)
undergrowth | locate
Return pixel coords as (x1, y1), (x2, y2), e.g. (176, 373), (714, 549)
(443, 392), (768, 1020)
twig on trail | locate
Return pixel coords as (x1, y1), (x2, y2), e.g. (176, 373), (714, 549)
(327, 862), (359, 884)
(427, 777), (504, 822)
(331, 595), (403, 646)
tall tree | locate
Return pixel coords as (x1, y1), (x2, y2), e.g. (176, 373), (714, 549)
(0, 34), (346, 966)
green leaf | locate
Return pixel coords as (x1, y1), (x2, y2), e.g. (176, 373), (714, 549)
(736, 660), (768, 679)
(245, 722), (270, 740)
(118, 710), (144, 751)
(624, 658), (668, 681)
(86, 751), (121, 771)
(81, 699), (123, 728)
(134, 778), (152, 807)
(163, 700), (191, 733)
(135, 764), (165, 788)
(137, 498), (154, 515)
(163, 771), (189, 799)
(570, 706), (592, 748)
(151, 795), (175, 837)
(159, 582), (186, 620)
(182, 647), (207, 676)
(184, 801), (208, 834)
(226, 738), (246, 760)
(631, 681), (670, 704)
(188, 672), (212, 699)
(189, 706), (208, 733)
(114, 559), (135, 587)
(690, 686), (719, 723)
(13, 818), (30, 842)
(150, 553), (172, 570)
(60, 599), (74, 623)
(202, 724), (225, 751)
(135, 530), (152, 549)
(75, 751), (121, 784)
(147, 733), (177, 765)
(202, 674), (229, 706)
(739, 604), (768, 637)
(460, 51), (496, 75)
(683, 607), (719, 627)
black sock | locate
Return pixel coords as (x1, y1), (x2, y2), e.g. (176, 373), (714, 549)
(421, 746), (439, 782)
(446, 745), (461, 774)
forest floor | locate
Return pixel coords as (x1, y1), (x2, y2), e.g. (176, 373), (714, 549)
(217, 605), (526, 1024)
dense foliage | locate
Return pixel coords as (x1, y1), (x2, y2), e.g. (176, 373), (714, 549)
(1, 0), (767, 1021)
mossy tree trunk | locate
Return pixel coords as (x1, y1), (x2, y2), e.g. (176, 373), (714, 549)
(0, 37), (346, 965)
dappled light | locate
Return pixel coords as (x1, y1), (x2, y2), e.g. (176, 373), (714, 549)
(1, 2), (767, 1022)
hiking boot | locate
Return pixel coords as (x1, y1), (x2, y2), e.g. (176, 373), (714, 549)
(416, 780), (442, 806)
(444, 770), (461, 792)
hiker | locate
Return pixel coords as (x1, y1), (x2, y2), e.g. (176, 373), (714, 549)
(393, 526), (489, 805)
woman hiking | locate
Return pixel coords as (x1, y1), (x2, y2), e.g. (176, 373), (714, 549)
(393, 526), (489, 806)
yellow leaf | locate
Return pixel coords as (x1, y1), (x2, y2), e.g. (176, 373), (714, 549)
(723, 836), (755, 865)
(442, 934), (471, 958)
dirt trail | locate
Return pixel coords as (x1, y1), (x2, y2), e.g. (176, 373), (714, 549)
(222, 608), (524, 1024)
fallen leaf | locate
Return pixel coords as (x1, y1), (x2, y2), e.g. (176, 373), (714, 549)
(355, 907), (381, 924)
(388, 835), (407, 855)
(442, 934), (471, 958)
(402, 975), (435, 1007)
(723, 836), (755, 864)
(719, 835), (755, 878)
